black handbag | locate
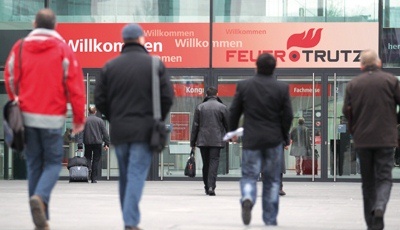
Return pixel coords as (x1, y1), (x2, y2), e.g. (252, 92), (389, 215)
(3, 39), (25, 152)
(3, 100), (24, 152)
(184, 150), (196, 178)
(149, 56), (169, 153)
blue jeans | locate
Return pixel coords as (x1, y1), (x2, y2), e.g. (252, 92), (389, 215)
(240, 144), (283, 225)
(115, 142), (153, 228)
(24, 127), (64, 219)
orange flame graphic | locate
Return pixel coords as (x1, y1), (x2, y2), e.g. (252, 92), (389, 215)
(287, 28), (323, 49)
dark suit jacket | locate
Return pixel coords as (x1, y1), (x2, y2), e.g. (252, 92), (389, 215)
(229, 73), (293, 149)
(342, 67), (400, 148)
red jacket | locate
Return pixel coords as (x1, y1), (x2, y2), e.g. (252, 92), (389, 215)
(4, 29), (86, 128)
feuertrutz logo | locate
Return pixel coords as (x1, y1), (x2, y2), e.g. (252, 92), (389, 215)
(286, 28), (361, 63)
(226, 28), (361, 63)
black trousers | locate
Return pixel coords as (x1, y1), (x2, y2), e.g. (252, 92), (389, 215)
(395, 147), (400, 164)
(200, 147), (221, 190)
(84, 144), (102, 181)
(357, 147), (394, 228)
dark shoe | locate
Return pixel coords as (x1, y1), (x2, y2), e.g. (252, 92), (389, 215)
(208, 188), (216, 196)
(296, 173), (300, 175)
(241, 199), (253, 225)
(371, 209), (384, 230)
(29, 195), (49, 230)
(279, 190), (286, 196)
(91, 180), (97, 183)
(205, 188), (209, 195)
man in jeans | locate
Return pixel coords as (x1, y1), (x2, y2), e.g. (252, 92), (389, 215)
(4, 9), (85, 230)
(95, 23), (174, 230)
(229, 53), (293, 226)
(82, 106), (110, 183)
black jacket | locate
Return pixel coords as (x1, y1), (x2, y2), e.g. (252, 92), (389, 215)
(190, 97), (229, 147)
(343, 67), (400, 148)
(229, 74), (293, 149)
(95, 43), (174, 145)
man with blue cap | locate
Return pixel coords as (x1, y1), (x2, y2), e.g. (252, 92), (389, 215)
(95, 23), (174, 230)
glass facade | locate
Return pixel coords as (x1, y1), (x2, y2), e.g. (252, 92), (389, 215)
(1, 0), (400, 181)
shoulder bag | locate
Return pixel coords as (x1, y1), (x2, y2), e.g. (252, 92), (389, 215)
(3, 39), (25, 152)
(149, 56), (168, 153)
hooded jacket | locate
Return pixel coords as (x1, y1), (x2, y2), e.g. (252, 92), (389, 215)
(4, 29), (86, 128)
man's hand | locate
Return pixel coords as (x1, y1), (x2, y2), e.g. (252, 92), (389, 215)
(284, 145), (289, 150)
(231, 136), (238, 142)
(103, 145), (109, 151)
(72, 123), (84, 135)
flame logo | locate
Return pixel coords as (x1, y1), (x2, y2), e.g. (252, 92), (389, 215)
(287, 28), (323, 49)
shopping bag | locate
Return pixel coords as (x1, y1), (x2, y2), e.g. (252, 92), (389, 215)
(184, 150), (196, 178)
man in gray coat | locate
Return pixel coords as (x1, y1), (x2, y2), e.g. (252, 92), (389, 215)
(190, 87), (229, 196)
(343, 49), (400, 230)
(83, 106), (110, 183)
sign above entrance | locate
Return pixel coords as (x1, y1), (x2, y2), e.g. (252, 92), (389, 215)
(57, 23), (210, 68)
(56, 22), (377, 69)
(213, 23), (378, 68)
(289, 84), (331, 97)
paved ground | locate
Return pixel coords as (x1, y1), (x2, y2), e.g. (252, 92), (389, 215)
(0, 180), (399, 230)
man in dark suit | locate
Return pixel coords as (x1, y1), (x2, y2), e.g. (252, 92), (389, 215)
(190, 87), (229, 196)
(229, 53), (293, 226)
(343, 49), (400, 230)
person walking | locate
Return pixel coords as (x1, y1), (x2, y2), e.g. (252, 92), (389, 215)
(343, 49), (400, 230)
(190, 87), (229, 196)
(95, 23), (174, 230)
(82, 106), (110, 183)
(229, 53), (293, 226)
(4, 8), (85, 230)
(289, 117), (311, 175)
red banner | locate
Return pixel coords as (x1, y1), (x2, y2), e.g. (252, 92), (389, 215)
(289, 84), (332, 97)
(173, 83), (204, 97)
(57, 23), (210, 68)
(57, 22), (377, 69)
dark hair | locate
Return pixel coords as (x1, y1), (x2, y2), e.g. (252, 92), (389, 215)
(298, 117), (305, 125)
(206, 87), (218, 97)
(35, 9), (56, 30)
(256, 53), (276, 75)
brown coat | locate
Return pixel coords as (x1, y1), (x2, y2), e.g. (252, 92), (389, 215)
(342, 67), (400, 148)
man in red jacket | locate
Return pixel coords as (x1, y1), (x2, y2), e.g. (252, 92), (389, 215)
(4, 8), (85, 230)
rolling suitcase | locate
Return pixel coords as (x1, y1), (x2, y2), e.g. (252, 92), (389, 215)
(302, 156), (318, 175)
(68, 151), (89, 182)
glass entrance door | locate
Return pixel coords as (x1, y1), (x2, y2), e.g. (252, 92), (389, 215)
(327, 74), (360, 180)
(276, 75), (322, 180)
